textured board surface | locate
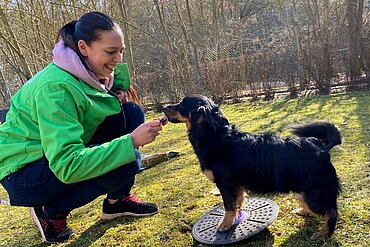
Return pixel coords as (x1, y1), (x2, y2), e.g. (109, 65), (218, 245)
(192, 197), (279, 245)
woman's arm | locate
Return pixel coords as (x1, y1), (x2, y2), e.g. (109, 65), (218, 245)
(34, 83), (137, 184)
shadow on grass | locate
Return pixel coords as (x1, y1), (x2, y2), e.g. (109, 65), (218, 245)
(64, 217), (137, 247)
(280, 216), (341, 247)
(190, 215), (341, 247)
(192, 228), (274, 247)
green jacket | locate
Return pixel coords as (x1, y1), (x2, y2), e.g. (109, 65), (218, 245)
(0, 63), (136, 183)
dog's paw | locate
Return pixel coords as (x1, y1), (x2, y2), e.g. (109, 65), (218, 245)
(291, 207), (311, 216)
(217, 220), (233, 232)
(310, 231), (325, 240)
(310, 226), (330, 240)
(217, 211), (239, 232)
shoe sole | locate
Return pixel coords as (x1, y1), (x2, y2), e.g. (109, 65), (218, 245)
(29, 208), (76, 244)
(29, 208), (48, 243)
(101, 210), (158, 221)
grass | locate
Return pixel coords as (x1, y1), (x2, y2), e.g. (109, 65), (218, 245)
(1, 91), (370, 246)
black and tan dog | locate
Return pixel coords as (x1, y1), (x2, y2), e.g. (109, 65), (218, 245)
(163, 95), (342, 239)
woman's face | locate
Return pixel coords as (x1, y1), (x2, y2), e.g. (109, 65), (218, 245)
(78, 26), (125, 80)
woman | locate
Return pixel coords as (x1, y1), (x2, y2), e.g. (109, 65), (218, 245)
(0, 12), (162, 244)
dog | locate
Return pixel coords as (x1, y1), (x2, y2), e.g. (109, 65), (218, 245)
(163, 94), (342, 239)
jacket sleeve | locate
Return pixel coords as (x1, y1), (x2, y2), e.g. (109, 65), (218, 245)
(33, 82), (137, 184)
(112, 63), (131, 92)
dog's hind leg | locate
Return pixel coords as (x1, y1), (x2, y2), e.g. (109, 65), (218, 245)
(292, 193), (313, 216)
(217, 186), (245, 231)
(310, 210), (338, 239)
(236, 187), (247, 211)
(298, 192), (339, 239)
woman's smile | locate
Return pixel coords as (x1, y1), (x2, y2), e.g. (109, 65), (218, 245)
(105, 64), (116, 73)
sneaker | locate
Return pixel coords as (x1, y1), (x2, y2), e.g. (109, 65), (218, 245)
(29, 207), (75, 243)
(102, 194), (158, 220)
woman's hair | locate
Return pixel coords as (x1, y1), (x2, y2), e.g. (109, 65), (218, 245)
(55, 12), (117, 63)
(127, 86), (143, 107)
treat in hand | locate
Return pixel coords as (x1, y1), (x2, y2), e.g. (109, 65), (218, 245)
(160, 116), (168, 126)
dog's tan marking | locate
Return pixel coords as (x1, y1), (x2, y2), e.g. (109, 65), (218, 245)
(185, 120), (191, 131)
(293, 193), (314, 216)
(218, 210), (237, 231)
(311, 215), (330, 239)
(236, 187), (247, 209)
(217, 186), (247, 231)
(164, 109), (191, 131)
(294, 193), (336, 239)
(173, 112), (188, 123)
(204, 169), (215, 182)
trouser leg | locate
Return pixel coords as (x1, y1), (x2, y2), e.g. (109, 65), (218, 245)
(1, 153), (140, 217)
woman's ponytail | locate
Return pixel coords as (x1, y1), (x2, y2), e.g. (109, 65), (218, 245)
(55, 20), (78, 52)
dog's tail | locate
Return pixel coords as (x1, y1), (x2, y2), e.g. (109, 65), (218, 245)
(291, 121), (341, 152)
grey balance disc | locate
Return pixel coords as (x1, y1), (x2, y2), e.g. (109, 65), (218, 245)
(192, 197), (279, 245)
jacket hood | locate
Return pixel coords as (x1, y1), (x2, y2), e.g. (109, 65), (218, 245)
(52, 40), (113, 92)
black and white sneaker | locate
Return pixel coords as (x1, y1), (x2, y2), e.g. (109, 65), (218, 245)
(29, 207), (75, 243)
(102, 194), (158, 220)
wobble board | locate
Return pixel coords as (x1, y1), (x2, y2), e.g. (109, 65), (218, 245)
(192, 197), (279, 245)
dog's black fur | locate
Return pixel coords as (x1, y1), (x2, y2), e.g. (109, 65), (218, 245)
(163, 95), (342, 239)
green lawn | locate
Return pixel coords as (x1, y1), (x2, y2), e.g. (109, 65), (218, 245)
(1, 92), (369, 246)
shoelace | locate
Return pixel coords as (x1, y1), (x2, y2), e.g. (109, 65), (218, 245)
(121, 194), (142, 204)
(49, 219), (67, 232)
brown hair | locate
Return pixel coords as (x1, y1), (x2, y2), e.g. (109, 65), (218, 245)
(127, 86), (143, 108)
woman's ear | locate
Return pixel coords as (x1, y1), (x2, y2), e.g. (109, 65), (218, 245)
(77, 40), (88, 57)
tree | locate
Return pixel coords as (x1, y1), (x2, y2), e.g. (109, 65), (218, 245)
(346, 0), (364, 78)
(0, 5), (33, 81)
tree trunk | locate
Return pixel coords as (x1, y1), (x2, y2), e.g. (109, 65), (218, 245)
(212, 0), (221, 59)
(116, 0), (136, 77)
(292, 0), (306, 91)
(153, 0), (179, 70)
(346, 0), (364, 78)
(173, 0), (206, 93)
(0, 70), (11, 107)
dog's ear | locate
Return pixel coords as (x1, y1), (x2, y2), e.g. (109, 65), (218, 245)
(191, 104), (224, 130)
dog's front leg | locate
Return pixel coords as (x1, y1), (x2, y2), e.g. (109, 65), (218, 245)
(217, 185), (245, 231)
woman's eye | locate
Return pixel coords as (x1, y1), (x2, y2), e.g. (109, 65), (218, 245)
(107, 51), (115, 54)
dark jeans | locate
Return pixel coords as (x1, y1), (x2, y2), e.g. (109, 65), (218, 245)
(1, 102), (145, 218)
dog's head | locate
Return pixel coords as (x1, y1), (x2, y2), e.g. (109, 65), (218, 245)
(162, 95), (229, 132)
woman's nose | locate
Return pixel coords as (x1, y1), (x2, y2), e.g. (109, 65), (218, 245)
(113, 52), (123, 63)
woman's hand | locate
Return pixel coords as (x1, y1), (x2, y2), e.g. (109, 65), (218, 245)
(130, 119), (162, 148)
(115, 89), (128, 104)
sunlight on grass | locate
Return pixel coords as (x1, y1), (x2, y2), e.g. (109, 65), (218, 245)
(1, 92), (369, 246)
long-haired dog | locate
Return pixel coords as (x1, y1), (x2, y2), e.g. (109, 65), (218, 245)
(163, 95), (341, 239)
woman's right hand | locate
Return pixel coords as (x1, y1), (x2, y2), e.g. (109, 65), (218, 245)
(130, 119), (162, 148)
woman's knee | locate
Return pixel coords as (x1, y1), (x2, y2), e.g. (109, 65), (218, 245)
(123, 102), (145, 121)
(123, 101), (144, 113)
(107, 150), (141, 181)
